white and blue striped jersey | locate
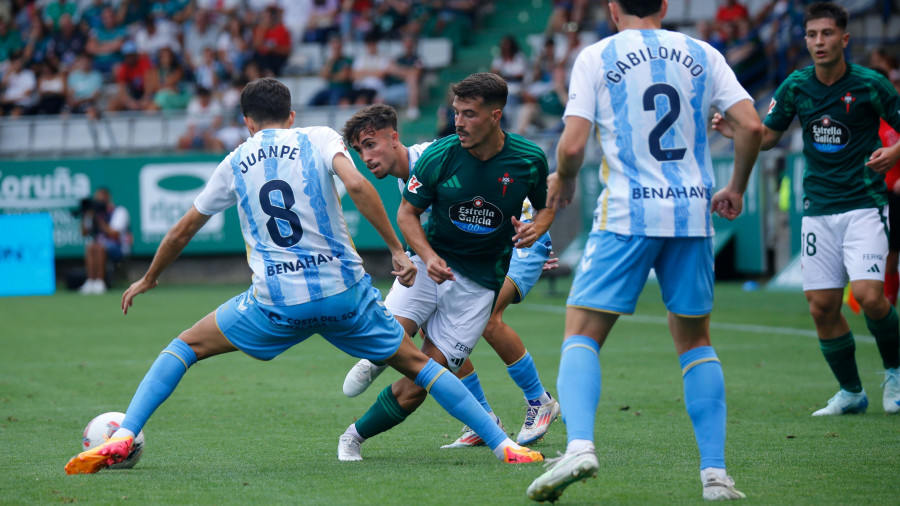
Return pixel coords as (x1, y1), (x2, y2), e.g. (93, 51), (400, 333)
(565, 29), (751, 237)
(194, 127), (365, 306)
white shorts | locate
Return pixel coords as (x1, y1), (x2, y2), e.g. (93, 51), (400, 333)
(801, 207), (889, 291)
(384, 255), (494, 371)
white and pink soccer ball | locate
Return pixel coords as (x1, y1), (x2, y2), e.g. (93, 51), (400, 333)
(81, 412), (145, 469)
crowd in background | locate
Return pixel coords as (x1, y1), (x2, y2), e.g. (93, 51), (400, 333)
(1, 0), (897, 151)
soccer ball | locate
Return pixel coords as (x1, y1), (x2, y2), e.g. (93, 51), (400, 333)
(81, 412), (145, 469)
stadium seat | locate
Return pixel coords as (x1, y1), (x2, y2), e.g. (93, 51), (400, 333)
(0, 121), (32, 157)
(130, 116), (167, 151)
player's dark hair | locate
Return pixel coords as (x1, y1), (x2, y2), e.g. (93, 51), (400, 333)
(240, 77), (291, 125)
(451, 72), (508, 109)
(612, 0), (663, 18)
(342, 104), (398, 148)
(804, 2), (848, 31)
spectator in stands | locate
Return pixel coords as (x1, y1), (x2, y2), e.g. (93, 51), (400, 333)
(153, 0), (194, 24)
(217, 14), (251, 80)
(0, 16), (25, 62)
(383, 33), (423, 119)
(490, 35), (527, 106)
(514, 36), (567, 134)
(0, 52), (36, 117)
(46, 13), (86, 69)
(195, 46), (227, 91)
(107, 41), (156, 112)
(308, 34), (355, 106)
(148, 46), (190, 111)
(870, 47), (900, 85)
(725, 17), (768, 95)
(716, 0), (749, 25)
(374, 0), (413, 39)
(22, 15), (52, 64)
(340, 0), (376, 41)
(251, 5), (292, 76)
(351, 31), (391, 105)
(428, 0), (477, 44)
(85, 6), (126, 75)
(183, 9), (219, 69)
(177, 86), (225, 151)
(66, 53), (103, 118)
(78, 187), (131, 295)
(304, 0), (341, 43)
(78, 0), (108, 31)
(116, 0), (151, 27)
(134, 14), (181, 60)
(545, 0), (588, 35)
(28, 59), (67, 115)
(42, 0), (79, 32)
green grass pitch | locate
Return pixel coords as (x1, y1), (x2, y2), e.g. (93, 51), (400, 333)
(1, 278), (898, 504)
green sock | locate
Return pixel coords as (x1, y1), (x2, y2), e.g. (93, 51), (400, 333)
(865, 305), (900, 370)
(355, 385), (412, 439)
(819, 332), (863, 393)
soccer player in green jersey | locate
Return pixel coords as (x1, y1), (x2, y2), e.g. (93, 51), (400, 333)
(336, 74), (555, 462)
(339, 104), (560, 451)
(715, 2), (900, 416)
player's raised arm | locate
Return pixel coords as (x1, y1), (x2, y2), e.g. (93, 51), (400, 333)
(122, 207), (210, 314)
(331, 152), (415, 286)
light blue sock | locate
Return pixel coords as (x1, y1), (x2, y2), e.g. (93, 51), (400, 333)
(507, 351), (546, 401)
(121, 338), (197, 435)
(414, 359), (507, 450)
(679, 346), (726, 470)
(556, 335), (601, 443)
(460, 372), (493, 414)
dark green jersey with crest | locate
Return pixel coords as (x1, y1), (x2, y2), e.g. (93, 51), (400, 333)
(764, 64), (900, 216)
(402, 132), (549, 291)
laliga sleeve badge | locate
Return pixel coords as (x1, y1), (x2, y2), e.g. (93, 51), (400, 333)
(407, 175), (422, 194)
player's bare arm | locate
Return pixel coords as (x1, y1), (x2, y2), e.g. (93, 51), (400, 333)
(512, 207), (555, 249)
(712, 112), (783, 150)
(397, 198), (455, 283)
(332, 153), (416, 286)
(122, 207), (211, 315)
(549, 116), (592, 209)
(711, 99), (763, 220)
(866, 140), (900, 174)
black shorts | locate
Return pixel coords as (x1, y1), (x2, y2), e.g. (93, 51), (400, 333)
(889, 192), (900, 251)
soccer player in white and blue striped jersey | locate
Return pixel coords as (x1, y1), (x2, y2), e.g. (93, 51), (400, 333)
(526, 0), (763, 502)
(64, 78), (543, 475)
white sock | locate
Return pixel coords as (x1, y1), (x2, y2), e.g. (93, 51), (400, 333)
(701, 467), (727, 481)
(489, 411), (501, 425)
(531, 391), (552, 405)
(111, 428), (135, 440)
(492, 438), (520, 460)
(345, 423), (365, 442)
(566, 439), (594, 455)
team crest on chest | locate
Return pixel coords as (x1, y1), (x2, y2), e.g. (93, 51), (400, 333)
(498, 172), (513, 196)
(841, 92), (855, 113)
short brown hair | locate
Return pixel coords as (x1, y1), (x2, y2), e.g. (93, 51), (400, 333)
(804, 2), (848, 31)
(341, 104), (398, 148)
(451, 72), (508, 110)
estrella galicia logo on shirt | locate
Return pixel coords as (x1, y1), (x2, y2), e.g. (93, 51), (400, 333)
(449, 196), (504, 234)
(810, 115), (850, 153)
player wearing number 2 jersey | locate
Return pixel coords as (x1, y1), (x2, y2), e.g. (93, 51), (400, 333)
(527, 0), (762, 502)
(714, 2), (900, 419)
(63, 78), (543, 475)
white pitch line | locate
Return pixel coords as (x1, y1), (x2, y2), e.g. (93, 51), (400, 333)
(520, 303), (876, 344)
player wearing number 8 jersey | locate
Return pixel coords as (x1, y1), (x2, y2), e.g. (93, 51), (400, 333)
(527, 0), (762, 502)
(63, 78), (542, 475)
(714, 2), (900, 418)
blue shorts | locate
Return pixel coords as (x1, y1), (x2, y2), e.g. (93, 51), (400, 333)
(506, 232), (552, 303)
(567, 231), (714, 316)
(215, 274), (404, 361)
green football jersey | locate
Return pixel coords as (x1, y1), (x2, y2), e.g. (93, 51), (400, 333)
(764, 64), (900, 215)
(402, 132), (549, 291)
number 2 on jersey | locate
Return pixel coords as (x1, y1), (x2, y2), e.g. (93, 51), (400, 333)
(643, 83), (686, 162)
(259, 179), (303, 247)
